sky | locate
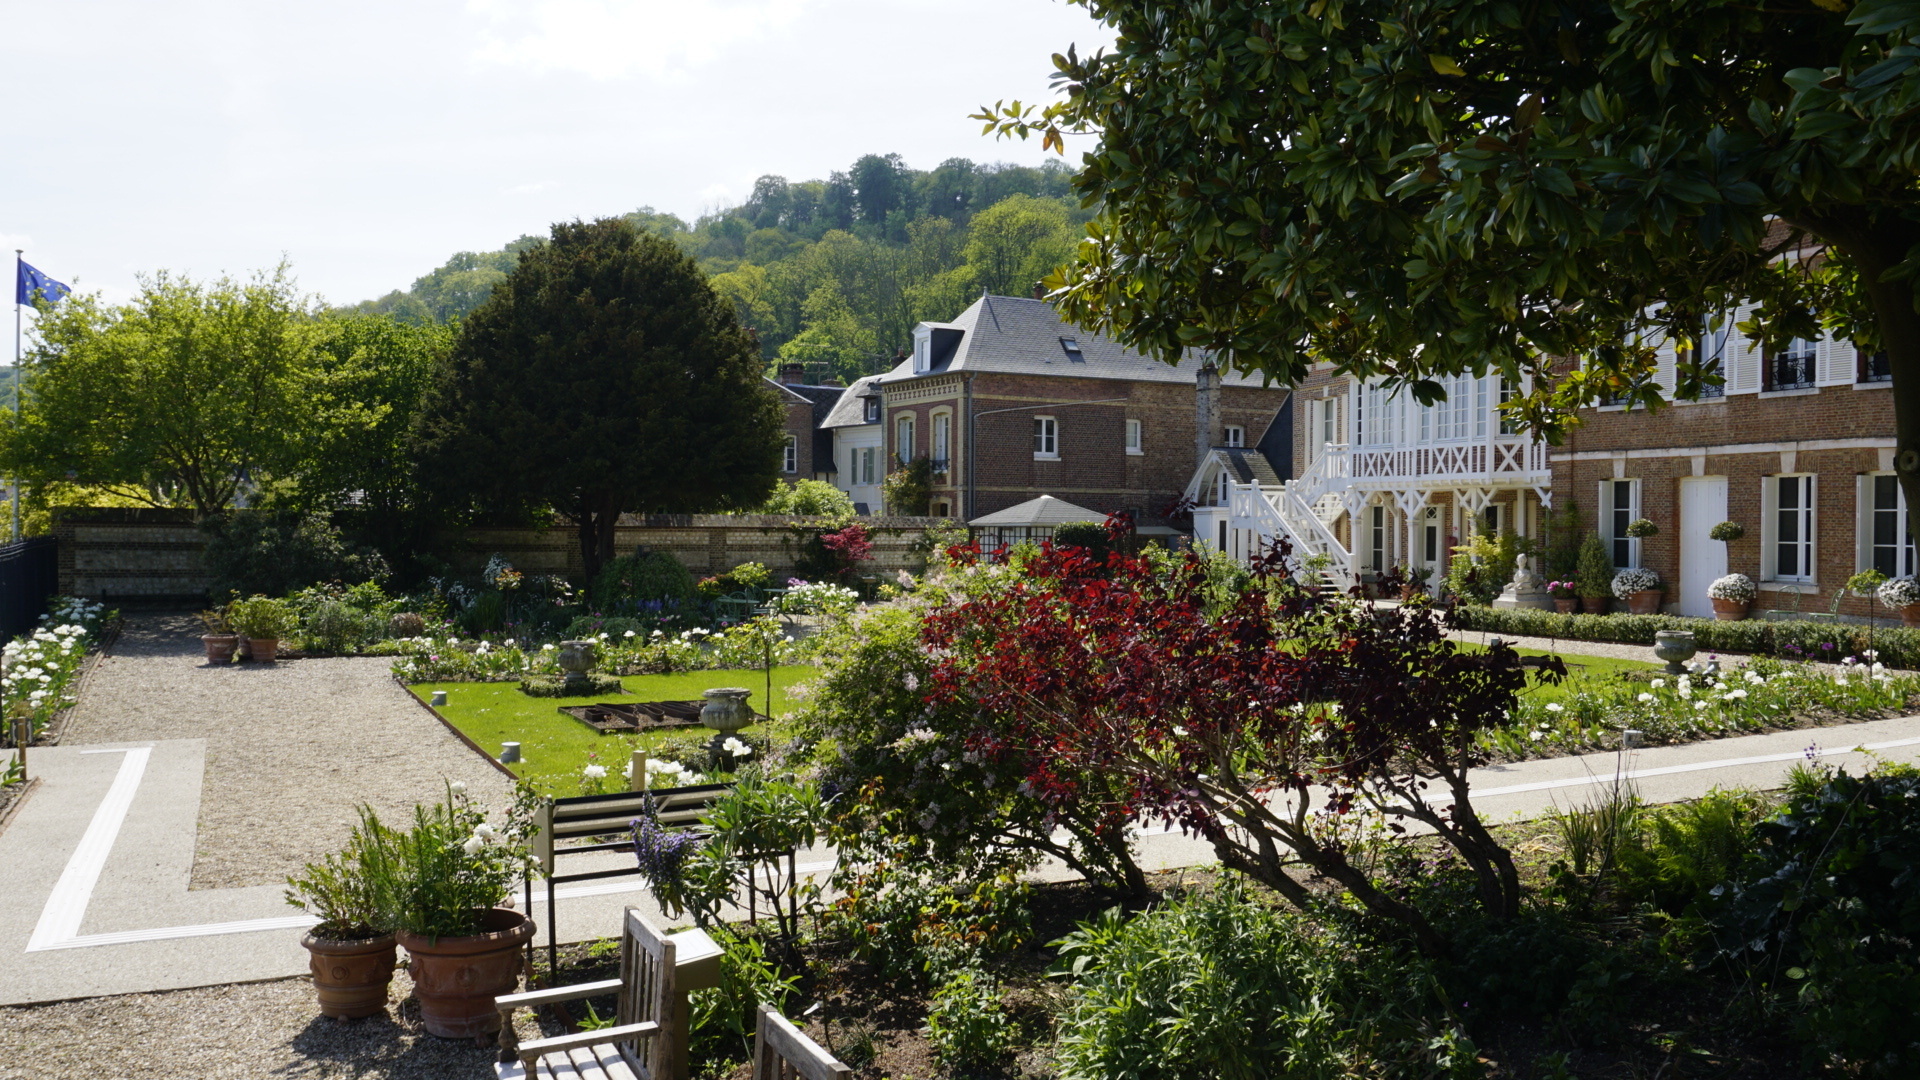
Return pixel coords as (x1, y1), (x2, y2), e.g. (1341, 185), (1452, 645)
(1, 0), (1111, 312)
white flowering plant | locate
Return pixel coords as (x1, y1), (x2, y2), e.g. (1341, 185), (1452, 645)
(379, 783), (534, 938)
(1707, 573), (1757, 603)
(1610, 567), (1662, 600)
(1877, 576), (1920, 609)
(779, 581), (861, 617)
(3, 623), (94, 745)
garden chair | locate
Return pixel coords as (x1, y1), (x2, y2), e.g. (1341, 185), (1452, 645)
(751, 1005), (851, 1080)
(495, 908), (678, 1080)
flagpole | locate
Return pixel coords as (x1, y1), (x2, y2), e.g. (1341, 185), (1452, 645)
(11, 249), (20, 543)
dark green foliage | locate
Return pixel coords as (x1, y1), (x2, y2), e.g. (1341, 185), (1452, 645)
(1051, 878), (1481, 1080)
(1616, 789), (1770, 918)
(1541, 501), (1588, 583)
(458, 590), (508, 635)
(517, 673), (624, 698)
(591, 550), (697, 608)
(414, 218), (785, 582)
(880, 456), (933, 516)
(1719, 769), (1920, 1074)
(1575, 533), (1615, 597)
(563, 615), (646, 640)
(1451, 605), (1920, 668)
(1050, 521), (1112, 564)
(202, 510), (388, 600)
(926, 965), (1013, 1071)
(686, 924), (801, 1072)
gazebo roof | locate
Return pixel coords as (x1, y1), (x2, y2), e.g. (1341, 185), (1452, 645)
(967, 495), (1106, 529)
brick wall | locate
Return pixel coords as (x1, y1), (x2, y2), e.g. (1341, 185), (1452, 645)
(779, 398), (815, 480)
(51, 510), (946, 602)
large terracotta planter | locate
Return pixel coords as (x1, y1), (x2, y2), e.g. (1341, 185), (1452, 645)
(1582, 596), (1610, 615)
(302, 931), (397, 1019)
(1711, 597), (1750, 621)
(202, 634), (239, 663)
(247, 637), (280, 663)
(1903, 603), (1920, 628)
(1627, 589), (1663, 616)
(396, 908), (535, 1039)
(1553, 598), (1577, 614)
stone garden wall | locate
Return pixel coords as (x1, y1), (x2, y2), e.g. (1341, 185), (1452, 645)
(50, 508), (949, 602)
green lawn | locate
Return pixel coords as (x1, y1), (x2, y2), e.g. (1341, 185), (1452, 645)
(414, 666), (814, 792)
(1514, 647), (1661, 703)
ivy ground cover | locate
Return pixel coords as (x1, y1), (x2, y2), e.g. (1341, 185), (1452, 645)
(413, 666), (812, 792)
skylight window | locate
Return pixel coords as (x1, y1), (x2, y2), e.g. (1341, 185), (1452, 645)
(1059, 337), (1086, 362)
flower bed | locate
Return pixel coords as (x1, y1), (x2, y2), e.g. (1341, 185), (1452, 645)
(390, 617), (814, 684)
(1483, 654), (1918, 759)
(3, 599), (115, 751)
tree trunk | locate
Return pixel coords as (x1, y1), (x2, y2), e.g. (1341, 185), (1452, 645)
(577, 492), (622, 584)
(1786, 212), (1920, 528)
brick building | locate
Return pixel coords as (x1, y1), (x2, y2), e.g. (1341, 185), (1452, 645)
(867, 294), (1292, 524)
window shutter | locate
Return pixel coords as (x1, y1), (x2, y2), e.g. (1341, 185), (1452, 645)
(1727, 303), (1762, 394)
(1654, 332), (1678, 396)
(1816, 330), (1854, 386)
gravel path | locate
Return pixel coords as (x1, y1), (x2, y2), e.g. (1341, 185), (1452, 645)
(62, 613), (512, 890)
(0, 970), (542, 1080)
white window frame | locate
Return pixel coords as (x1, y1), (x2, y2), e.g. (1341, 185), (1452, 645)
(1125, 418), (1143, 455)
(859, 447), (876, 486)
(1859, 473), (1915, 579)
(1033, 415), (1058, 459)
(931, 410), (951, 469)
(895, 415), (915, 465)
(1763, 474), (1817, 584)
(782, 434), (797, 474)
(863, 397), (880, 423)
(1368, 503), (1388, 573)
(1599, 478), (1642, 569)
(1216, 468), (1230, 506)
(1224, 424), (1245, 448)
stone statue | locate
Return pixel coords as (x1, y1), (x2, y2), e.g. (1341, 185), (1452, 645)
(1493, 552), (1553, 610)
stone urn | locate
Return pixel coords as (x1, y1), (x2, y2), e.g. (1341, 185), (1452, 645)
(701, 688), (754, 735)
(1653, 629), (1697, 675)
(301, 931), (397, 1019)
(395, 908), (534, 1039)
(556, 640), (596, 695)
(1711, 597), (1750, 621)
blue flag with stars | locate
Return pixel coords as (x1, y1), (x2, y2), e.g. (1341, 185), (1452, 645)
(16, 260), (70, 306)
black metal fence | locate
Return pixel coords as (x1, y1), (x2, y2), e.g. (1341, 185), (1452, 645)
(0, 537), (58, 642)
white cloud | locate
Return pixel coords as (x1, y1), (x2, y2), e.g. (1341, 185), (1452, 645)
(468, 0), (808, 82)
(1, 234), (37, 256)
(506, 180), (562, 196)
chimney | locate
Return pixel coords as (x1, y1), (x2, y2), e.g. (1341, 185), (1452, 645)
(778, 362), (807, 386)
(1195, 358), (1220, 467)
(1031, 281), (1047, 300)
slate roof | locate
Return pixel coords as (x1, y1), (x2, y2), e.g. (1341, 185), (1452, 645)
(968, 494), (1107, 528)
(821, 376), (884, 429)
(879, 295), (1279, 388)
(1215, 447), (1284, 486)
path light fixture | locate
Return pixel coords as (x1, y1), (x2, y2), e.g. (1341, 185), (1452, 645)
(430, 690), (448, 707)
(499, 741), (521, 764)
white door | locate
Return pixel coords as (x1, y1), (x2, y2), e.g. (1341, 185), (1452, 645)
(1678, 476), (1729, 618)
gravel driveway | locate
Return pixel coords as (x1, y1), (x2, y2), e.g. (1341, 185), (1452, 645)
(61, 613), (511, 889)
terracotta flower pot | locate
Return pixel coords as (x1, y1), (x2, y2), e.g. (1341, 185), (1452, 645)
(202, 634), (239, 663)
(1553, 598), (1577, 614)
(247, 637), (280, 663)
(1627, 589), (1663, 616)
(1711, 597), (1750, 621)
(1903, 603), (1920, 628)
(302, 931), (397, 1019)
(1582, 595), (1611, 615)
(396, 908), (535, 1039)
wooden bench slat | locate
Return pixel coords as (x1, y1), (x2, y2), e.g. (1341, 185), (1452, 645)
(593, 1046), (639, 1080)
(516, 1022), (659, 1062)
(565, 1044), (612, 1080)
(496, 978), (623, 1010)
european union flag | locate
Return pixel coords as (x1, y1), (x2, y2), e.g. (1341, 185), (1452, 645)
(16, 260), (70, 306)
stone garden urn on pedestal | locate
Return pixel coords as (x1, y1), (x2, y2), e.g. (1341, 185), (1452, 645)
(1653, 629), (1698, 675)
(701, 687), (754, 766)
(556, 640), (597, 696)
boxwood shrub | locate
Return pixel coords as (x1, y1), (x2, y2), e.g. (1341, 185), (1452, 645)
(1450, 605), (1920, 669)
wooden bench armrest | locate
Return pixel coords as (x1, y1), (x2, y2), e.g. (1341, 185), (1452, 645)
(496, 978), (623, 1011)
(516, 1021), (660, 1060)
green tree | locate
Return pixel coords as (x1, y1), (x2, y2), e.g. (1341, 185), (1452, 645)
(291, 314), (451, 514)
(2, 266), (319, 516)
(761, 479), (855, 517)
(414, 218), (785, 580)
(960, 194), (1076, 298)
(980, 0), (1920, 513)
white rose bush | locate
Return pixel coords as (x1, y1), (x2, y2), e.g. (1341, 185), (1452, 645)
(3, 612), (105, 747)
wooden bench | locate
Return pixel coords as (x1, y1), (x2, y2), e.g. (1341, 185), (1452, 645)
(496, 908), (723, 1080)
(752, 1005), (850, 1080)
(529, 777), (732, 975)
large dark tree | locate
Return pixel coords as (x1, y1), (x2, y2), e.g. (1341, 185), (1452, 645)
(981, 0), (1920, 513)
(415, 218), (784, 580)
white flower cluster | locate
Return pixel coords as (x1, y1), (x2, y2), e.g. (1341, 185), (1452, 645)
(1610, 567), (1661, 599)
(626, 757), (705, 786)
(2, 624), (90, 728)
(780, 581), (861, 616)
(1878, 576), (1920, 608)
(1706, 573), (1757, 603)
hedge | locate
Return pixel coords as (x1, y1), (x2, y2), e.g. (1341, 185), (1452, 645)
(1449, 605), (1920, 670)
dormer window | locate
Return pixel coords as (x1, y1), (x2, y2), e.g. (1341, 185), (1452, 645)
(864, 397), (880, 423)
(913, 325), (934, 372)
(1224, 425), (1245, 447)
(1059, 337), (1085, 362)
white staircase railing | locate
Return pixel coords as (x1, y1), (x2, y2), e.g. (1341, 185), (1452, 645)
(1224, 481), (1352, 585)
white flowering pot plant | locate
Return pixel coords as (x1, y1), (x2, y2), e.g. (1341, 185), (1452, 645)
(383, 782), (538, 1039)
(1706, 573), (1757, 621)
(1611, 567), (1663, 615)
(1878, 576), (1920, 626)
